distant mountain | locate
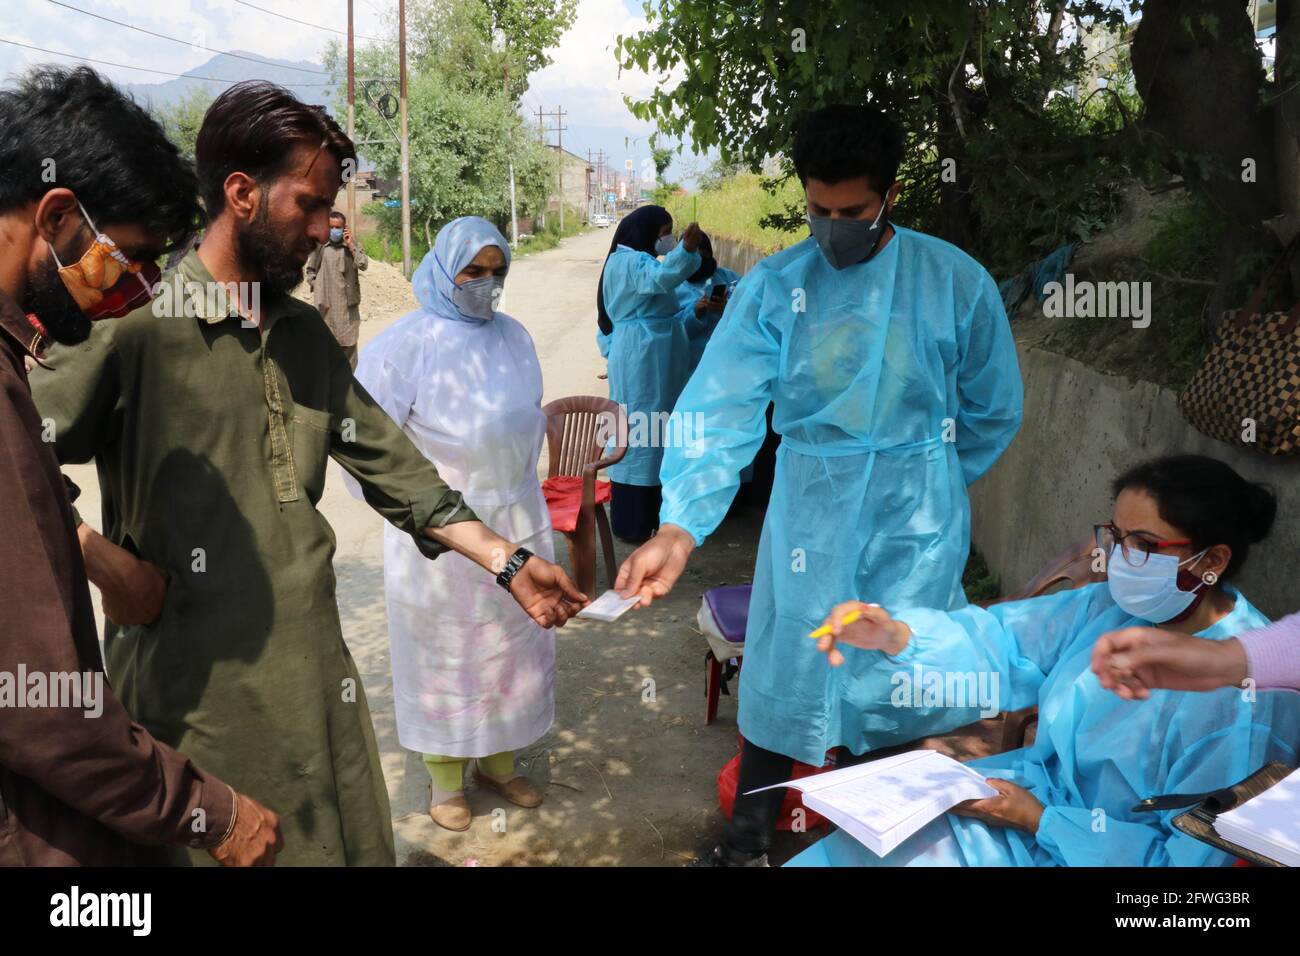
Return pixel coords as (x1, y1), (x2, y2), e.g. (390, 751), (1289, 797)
(120, 51), (339, 112)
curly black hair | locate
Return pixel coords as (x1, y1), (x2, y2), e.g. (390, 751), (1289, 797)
(792, 104), (904, 195)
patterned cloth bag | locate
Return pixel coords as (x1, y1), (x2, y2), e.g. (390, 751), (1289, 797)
(1178, 244), (1300, 457)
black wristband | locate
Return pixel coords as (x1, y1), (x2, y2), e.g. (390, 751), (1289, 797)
(496, 547), (534, 592)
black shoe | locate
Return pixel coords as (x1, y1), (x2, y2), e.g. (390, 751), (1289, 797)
(689, 843), (770, 867)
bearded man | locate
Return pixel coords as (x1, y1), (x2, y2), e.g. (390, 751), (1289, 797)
(30, 81), (587, 866)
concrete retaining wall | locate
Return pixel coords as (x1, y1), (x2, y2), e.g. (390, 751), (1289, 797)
(970, 346), (1298, 619)
(712, 235), (779, 276)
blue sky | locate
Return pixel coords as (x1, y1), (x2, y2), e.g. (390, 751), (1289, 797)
(0, 0), (700, 183)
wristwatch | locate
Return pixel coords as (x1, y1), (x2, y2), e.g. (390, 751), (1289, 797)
(496, 547), (534, 592)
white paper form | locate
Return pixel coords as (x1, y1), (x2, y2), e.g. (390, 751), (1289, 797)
(748, 749), (999, 856)
(1214, 767), (1300, 866)
(576, 589), (643, 622)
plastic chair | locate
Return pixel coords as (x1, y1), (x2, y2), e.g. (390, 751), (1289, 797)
(985, 533), (1106, 750)
(992, 533), (1106, 606)
(541, 396), (627, 599)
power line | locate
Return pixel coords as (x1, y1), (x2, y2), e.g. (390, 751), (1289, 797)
(45, 0), (338, 77)
(231, 0), (392, 44)
(0, 36), (337, 85)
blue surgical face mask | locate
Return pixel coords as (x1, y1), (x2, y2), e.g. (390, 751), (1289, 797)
(807, 199), (889, 270)
(453, 274), (505, 320)
(329, 227), (344, 244)
(1106, 545), (1211, 623)
(654, 234), (677, 257)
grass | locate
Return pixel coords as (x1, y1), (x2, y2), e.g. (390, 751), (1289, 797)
(356, 208), (592, 271)
(962, 549), (1002, 605)
(513, 211), (589, 257)
(666, 173), (804, 254)
(360, 233), (430, 269)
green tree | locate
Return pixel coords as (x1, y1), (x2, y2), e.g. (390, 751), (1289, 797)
(617, 0), (1141, 274)
(151, 87), (214, 161)
(323, 0), (571, 252)
(618, 0), (1300, 312)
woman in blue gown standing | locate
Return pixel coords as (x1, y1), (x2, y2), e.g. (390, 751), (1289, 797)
(596, 206), (703, 541)
(671, 233), (741, 377)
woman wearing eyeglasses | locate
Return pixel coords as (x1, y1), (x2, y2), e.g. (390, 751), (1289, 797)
(790, 454), (1300, 867)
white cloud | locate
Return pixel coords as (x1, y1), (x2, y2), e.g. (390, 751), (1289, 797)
(0, 0), (683, 158)
(525, 0), (658, 132)
(0, 0), (390, 85)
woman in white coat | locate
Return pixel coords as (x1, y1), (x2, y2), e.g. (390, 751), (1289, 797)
(353, 217), (555, 831)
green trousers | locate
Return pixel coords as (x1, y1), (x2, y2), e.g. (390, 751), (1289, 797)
(423, 751), (515, 792)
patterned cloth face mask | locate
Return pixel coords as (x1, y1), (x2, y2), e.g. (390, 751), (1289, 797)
(52, 201), (161, 320)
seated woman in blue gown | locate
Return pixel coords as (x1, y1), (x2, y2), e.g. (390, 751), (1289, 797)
(788, 454), (1300, 867)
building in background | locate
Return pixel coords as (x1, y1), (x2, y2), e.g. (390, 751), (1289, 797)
(544, 145), (594, 225)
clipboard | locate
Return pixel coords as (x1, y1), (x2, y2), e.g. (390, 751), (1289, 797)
(1140, 762), (1295, 867)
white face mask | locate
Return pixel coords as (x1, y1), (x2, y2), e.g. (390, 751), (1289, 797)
(654, 234), (677, 257)
(1106, 545), (1210, 623)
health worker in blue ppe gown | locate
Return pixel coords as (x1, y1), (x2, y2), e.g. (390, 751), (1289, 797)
(596, 205), (704, 542)
(673, 232), (741, 376)
(615, 104), (1024, 867)
(792, 456), (1299, 868)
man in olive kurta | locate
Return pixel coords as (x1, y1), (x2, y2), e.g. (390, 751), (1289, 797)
(31, 249), (474, 865)
(28, 80), (587, 865)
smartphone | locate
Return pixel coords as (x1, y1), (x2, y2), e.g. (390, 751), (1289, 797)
(711, 283), (728, 301)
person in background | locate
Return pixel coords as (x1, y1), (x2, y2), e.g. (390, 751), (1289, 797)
(616, 104), (1023, 866)
(306, 209), (368, 369)
(595, 205), (703, 542)
(797, 454), (1298, 867)
(0, 65), (280, 867)
(30, 81), (586, 866)
(674, 232), (740, 376)
(351, 218), (556, 831)
(1093, 612), (1300, 697)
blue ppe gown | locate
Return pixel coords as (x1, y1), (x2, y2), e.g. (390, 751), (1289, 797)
(660, 229), (1024, 766)
(785, 583), (1300, 866)
(675, 265), (741, 374)
(603, 241), (701, 486)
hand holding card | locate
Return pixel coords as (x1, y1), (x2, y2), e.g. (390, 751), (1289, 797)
(576, 589), (643, 622)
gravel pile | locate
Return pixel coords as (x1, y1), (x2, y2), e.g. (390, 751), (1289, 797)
(291, 256), (419, 324)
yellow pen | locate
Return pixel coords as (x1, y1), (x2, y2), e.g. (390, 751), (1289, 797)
(808, 609), (862, 640)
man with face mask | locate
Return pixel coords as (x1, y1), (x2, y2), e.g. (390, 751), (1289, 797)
(29, 81), (588, 866)
(0, 65), (282, 866)
(305, 210), (367, 369)
(616, 104), (1025, 865)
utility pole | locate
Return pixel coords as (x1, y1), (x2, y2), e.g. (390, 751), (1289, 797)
(557, 107), (566, 230)
(536, 107), (546, 230)
(399, 0), (411, 277)
(495, 31), (517, 247)
(535, 106), (567, 230)
(595, 149), (607, 214)
(346, 0), (355, 228)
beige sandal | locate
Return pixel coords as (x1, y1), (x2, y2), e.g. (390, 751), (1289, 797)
(472, 767), (543, 808)
(428, 788), (472, 831)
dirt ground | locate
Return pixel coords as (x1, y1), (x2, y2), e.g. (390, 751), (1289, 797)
(66, 229), (820, 867)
